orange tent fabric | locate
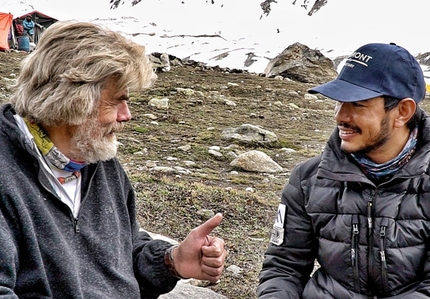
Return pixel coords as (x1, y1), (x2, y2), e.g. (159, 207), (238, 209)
(0, 12), (13, 50)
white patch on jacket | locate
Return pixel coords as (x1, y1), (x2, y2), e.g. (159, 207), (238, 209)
(270, 203), (285, 245)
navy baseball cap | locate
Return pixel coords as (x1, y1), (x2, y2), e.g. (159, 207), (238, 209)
(308, 43), (426, 103)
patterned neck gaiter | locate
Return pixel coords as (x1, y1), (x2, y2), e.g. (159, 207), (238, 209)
(351, 127), (418, 181)
(24, 118), (86, 172)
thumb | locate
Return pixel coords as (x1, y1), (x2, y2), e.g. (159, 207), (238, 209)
(193, 213), (223, 239)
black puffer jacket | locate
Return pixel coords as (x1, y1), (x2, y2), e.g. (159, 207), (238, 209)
(258, 108), (430, 298)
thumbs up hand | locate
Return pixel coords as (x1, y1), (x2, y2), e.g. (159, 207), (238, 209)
(172, 213), (227, 282)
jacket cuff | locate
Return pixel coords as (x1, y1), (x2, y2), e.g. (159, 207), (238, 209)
(134, 239), (180, 295)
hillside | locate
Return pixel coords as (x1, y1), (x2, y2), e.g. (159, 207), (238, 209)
(2, 50), (429, 298)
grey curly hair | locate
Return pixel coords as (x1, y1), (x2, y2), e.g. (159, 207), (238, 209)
(10, 20), (157, 126)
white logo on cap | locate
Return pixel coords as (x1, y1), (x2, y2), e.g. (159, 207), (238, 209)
(347, 51), (373, 67)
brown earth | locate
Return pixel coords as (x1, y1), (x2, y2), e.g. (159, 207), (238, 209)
(2, 51), (429, 299)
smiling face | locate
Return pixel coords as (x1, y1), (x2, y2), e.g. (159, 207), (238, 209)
(68, 77), (131, 164)
(334, 96), (411, 163)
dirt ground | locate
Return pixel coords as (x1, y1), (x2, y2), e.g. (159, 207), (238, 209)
(2, 51), (429, 298)
(120, 59), (338, 299)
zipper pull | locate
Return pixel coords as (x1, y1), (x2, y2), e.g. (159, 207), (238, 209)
(351, 221), (359, 265)
(380, 226), (387, 269)
(353, 223), (359, 235)
(380, 225), (386, 237)
(74, 218), (80, 233)
(367, 201), (373, 229)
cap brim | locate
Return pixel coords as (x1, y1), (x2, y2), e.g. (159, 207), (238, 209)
(308, 79), (383, 102)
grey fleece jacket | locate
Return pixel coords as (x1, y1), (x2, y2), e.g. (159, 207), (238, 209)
(0, 104), (178, 298)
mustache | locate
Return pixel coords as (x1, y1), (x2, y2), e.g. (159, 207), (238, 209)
(106, 122), (125, 134)
(113, 122), (125, 132)
(337, 122), (361, 133)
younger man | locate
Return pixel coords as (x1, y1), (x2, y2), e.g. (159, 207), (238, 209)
(258, 43), (430, 298)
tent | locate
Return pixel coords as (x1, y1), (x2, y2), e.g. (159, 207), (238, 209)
(19, 10), (57, 29)
(0, 9), (58, 51)
(0, 12), (13, 50)
(18, 10), (58, 44)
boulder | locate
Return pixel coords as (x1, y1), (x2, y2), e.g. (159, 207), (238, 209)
(160, 281), (228, 299)
(264, 42), (337, 84)
(222, 124), (278, 145)
(230, 150), (283, 173)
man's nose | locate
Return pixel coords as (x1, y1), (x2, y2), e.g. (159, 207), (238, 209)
(117, 101), (132, 122)
(334, 101), (350, 122)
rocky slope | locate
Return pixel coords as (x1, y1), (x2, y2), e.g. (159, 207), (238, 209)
(1, 50), (429, 299)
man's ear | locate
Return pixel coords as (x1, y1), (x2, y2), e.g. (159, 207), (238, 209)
(394, 98), (416, 128)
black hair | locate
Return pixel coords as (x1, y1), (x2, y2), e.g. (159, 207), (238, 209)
(383, 96), (419, 130)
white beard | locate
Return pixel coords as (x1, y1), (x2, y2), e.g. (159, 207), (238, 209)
(68, 118), (124, 164)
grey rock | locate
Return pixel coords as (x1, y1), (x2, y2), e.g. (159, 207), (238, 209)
(222, 124), (278, 145)
(230, 150), (283, 173)
(160, 280), (228, 299)
(264, 42), (337, 84)
(148, 97), (169, 109)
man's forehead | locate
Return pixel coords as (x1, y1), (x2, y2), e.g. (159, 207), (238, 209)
(100, 83), (129, 102)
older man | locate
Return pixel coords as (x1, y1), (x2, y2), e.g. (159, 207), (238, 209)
(0, 21), (227, 298)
